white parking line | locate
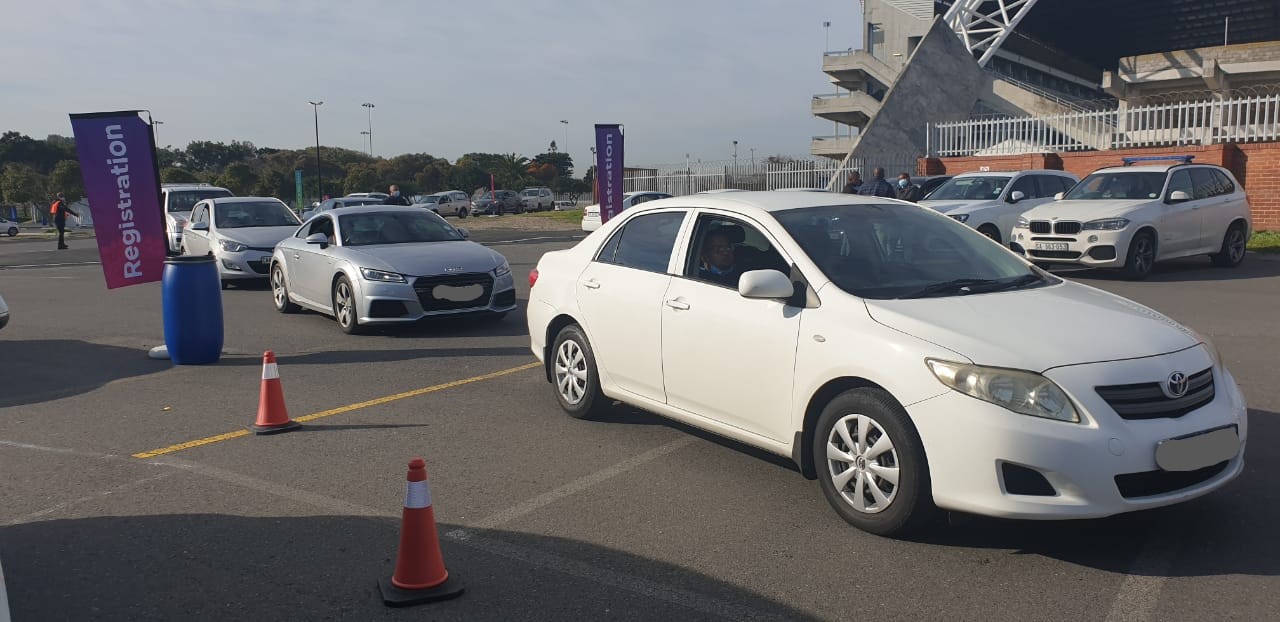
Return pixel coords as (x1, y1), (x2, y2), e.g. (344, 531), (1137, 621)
(1104, 522), (1177, 622)
(0, 261), (101, 270)
(487, 235), (584, 245)
(4, 472), (175, 526)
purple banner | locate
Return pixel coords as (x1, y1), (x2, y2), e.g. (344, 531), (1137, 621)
(69, 111), (165, 289)
(594, 124), (624, 224)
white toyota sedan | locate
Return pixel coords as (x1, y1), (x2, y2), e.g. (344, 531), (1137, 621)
(527, 192), (1246, 536)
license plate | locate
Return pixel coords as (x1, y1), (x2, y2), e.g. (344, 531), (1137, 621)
(260, 256), (272, 265)
(434, 284), (483, 302)
(1155, 426), (1239, 472)
(1034, 242), (1070, 251)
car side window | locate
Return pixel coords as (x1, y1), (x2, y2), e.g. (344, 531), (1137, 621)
(684, 215), (788, 289)
(1212, 169), (1236, 195)
(1166, 170), (1194, 201)
(1010, 175), (1037, 199)
(1189, 168), (1220, 200)
(303, 216), (334, 242)
(597, 211), (686, 273)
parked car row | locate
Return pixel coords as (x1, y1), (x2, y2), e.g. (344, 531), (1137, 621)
(921, 158), (1251, 280)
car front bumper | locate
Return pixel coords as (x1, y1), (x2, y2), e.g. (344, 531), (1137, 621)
(215, 248), (276, 280)
(910, 346), (1247, 519)
(355, 272), (518, 324)
(1010, 227), (1131, 268)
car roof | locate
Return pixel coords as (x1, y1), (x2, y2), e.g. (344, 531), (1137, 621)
(1091, 164), (1217, 174)
(950, 170), (1069, 178)
(206, 196), (285, 205)
(163, 184), (230, 191)
(629, 190), (914, 216)
(319, 205), (432, 216)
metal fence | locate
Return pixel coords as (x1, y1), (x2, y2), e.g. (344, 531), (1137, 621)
(930, 92), (1280, 157)
(622, 155), (920, 196)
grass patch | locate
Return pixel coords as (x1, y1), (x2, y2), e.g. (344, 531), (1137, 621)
(1248, 230), (1280, 254)
(521, 210), (583, 225)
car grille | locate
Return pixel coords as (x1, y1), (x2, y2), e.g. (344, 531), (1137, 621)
(1114, 461), (1228, 499)
(248, 262), (270, 275)
(1095, 368), (1215, 420)
(1054, 222), (1082, 235)
(1029, 221), (1051, 234)
(413, 273), (493, 312)
(248, 246), (275, 253)
(1027, 250), (1083, 260)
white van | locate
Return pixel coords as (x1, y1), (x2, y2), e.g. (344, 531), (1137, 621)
(162, 183), (234, 254)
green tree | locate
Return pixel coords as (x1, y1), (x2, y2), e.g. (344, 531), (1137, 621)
(1, 163), (48, 221)
(343, 164), (380, 195)
(48, 160), (84, 202)
(0, 132), (72, 174)
(531, 151), (574, 178)
(217, 162), (257, 195)
(161, 167), (201, 183)
(184, 140), (256, 173)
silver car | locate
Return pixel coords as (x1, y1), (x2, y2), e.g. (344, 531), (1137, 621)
(270, 206), (516, 333)
(181, 197), (303, 287)
(0, 292), (9, 331)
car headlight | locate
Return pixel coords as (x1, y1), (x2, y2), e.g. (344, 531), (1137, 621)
(218, 240), (247, 253)
(1082, 218), (1129, 231)
(950, 214), (969, 223)
(493, 261), (511, 278)
(1015, 217), (1029, 229)
(927, 359), (1080, 423)
(359, 267), (407, 283)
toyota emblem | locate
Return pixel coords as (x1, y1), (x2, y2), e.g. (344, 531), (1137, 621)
(1165, 372), (1189, 399)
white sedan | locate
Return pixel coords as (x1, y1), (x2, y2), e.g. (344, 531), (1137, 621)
(581, 192), (672, 232)
(528, 191), (1246, 536)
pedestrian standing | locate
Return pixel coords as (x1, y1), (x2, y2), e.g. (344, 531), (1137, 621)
(856, 167), (897, 199)
(383, 184), (411, 206)
(895, 173), (923, 202)
(50, 193), (79, 250)
(841, 171), (863, 194)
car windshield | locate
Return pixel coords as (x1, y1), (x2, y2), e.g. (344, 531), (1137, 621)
(169, 189), (232, 212)
(1064, 172), (1165, 200)
(925, 176), (1011, 201)
(214, 201), (300, 229)
(338, 211), (463, 246)
(521, 190), (538, 196)
(775, 204), (1047, 300)
(418, 195), (441, 203)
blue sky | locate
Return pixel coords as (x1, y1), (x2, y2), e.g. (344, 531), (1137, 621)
(0, 1), (863, 168)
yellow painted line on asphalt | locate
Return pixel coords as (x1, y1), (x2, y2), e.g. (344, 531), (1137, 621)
(131, 362), (541, 459)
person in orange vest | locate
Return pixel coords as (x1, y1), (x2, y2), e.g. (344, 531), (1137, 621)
(50, 192), (80, 250)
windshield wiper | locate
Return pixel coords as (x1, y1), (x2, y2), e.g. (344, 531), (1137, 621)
(899, 278), (999, 299)
(982, 273), (1046, 293)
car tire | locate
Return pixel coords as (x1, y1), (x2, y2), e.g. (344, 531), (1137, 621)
(271, 264), (301, 314)
(551, 324), (608, 420)
(1210, 222), (1247, 268)
(6, 227), (16, 237)
(977, 224), (1002, 244)
(813, 388), (938, 537)
(458, 208), (469, 219)
(332, 275), (364, 334)
(1121, 230), (1156, 280)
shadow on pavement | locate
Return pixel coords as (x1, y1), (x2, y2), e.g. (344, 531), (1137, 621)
(0, 340), (169, 409)
(912, 409), (1279, 577)
(212, 346), (532, 367)
(1060, 254), (1280, 283)
(0, 514), (815, 621)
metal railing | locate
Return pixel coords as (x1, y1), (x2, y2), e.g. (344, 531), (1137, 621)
(621, 155), (920, 195)
(930, 92), (1280, 156)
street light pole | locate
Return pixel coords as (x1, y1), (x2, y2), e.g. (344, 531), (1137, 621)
(309, 101), (324, 199)
(560, 120), (569, 161)
(152, 120), (164, 147)
(362, 102), (375, 157)
(823, 21), (831, 54)
(361, 131), (371, 155)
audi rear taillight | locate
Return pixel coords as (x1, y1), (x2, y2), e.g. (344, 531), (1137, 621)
(529, 268), (539, 288)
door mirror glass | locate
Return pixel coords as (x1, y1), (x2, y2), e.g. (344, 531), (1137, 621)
(738, 270), (794, 300)
(1053, 192), (1065, 201)
(305, 233), (329, 247)
(190, 221), (209, 231)
(1167, 190), (1192, 203)
(1008, 190), (1026, 203)
(456, 227), (470, 239)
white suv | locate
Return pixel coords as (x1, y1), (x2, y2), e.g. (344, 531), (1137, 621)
(521, 187), (555, 212)
(162, 183), (234, 254)
(919, 170), (1079, 244)
(1011, 161), (1251, 280)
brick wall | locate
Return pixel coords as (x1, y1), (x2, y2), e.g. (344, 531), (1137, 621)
(919, 142), (1280, 230)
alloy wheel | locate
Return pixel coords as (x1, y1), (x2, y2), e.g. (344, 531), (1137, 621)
(1133, 237), (1154, 274)
(826, 414), (900, 514)
(554, 339), (588, 405)
(1228, 228), (1246, 263)
(335, 281), (354, 327)
(271, 267), (287, 308)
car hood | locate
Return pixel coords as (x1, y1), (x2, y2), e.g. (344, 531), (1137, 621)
(168, 211), (192, 221)
(1020, 199), (1151, 221)
(863, 281), (1200, 371)
(344, 241), (504, 277)
(219, 226), (301, 248)
(918, 200), (991, 214)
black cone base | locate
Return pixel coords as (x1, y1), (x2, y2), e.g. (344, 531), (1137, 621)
(249, 420), (301, 435)
(378, 575), (464, 607)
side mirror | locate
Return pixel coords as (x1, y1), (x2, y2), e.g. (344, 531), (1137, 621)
(738, 270), (795, 300)
(456, 227), (470, 239)
(1008, 190), (1026, 203)
(1053, 192), (1065, 200)
(305, 233), (329, 248)
(1167, 190), (1192, 203)
(190, 221), (209, 231)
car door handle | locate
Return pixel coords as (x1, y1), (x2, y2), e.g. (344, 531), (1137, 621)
(293, 252), (300, 259)
(665, 299), (690, 311)
(581, 279), (601, 290)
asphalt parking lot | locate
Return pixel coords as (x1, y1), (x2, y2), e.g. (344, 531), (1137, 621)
(2, 223), (1278, 621)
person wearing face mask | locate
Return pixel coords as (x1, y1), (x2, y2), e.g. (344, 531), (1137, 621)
(383, 184), (412, 206)
(895, 173), (923, 203)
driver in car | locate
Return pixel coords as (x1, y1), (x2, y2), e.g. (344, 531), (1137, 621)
(698, 228), (742, 287)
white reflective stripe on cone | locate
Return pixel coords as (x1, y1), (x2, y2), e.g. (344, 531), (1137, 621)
(262, 362), (280, 380)
(404, 480), (432, 509)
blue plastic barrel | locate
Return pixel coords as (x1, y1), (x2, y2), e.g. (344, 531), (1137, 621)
(162, 255), (224, 365)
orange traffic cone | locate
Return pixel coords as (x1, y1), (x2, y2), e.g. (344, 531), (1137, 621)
(379, 458), (464, 607)
(249, 351), (300, 435)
